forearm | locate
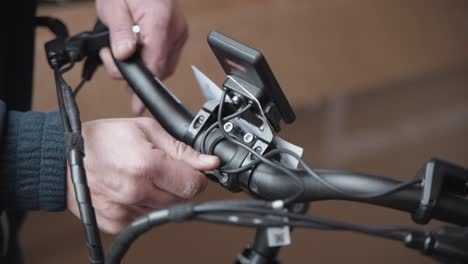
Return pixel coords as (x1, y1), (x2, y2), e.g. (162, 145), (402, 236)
(0, 109), (66, 211)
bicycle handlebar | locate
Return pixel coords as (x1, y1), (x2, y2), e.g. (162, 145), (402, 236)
(113, 53), (468, 227)
(251, 167), (468, 225)
(114, 55), (192, 141)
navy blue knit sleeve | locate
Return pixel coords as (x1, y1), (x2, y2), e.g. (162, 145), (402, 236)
(0, 106), (66, 211)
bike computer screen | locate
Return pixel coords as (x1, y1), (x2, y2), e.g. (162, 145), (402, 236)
(207, 31), (295, 124)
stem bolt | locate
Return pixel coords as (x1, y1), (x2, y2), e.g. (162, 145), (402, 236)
(243, 133), (254, 143)
(223, 122), (234, 132)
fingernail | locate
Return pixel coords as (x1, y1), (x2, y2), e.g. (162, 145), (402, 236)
(200, 154), (219, 166)
(114, 40), (134, 59)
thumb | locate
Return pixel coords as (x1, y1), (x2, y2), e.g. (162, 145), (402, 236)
(137, 118), (220, 170)
(170, 141), (220, 171)
(105, 0), (137, 60)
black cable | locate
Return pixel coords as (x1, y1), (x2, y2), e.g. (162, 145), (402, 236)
(53, 67), (71, 132)
(35, 16), (69, 38)
(55, 66), (104, 264)
(200, 102), (253, 154)
(216, 90), (305, 204)
(107, 199), (420, 263)
(194, 203), (409, 242)
(195, 202), (414, 237)
(266, 147), (423, 201)
(195, 213), (329, 229)
(222, 144), (421, 200)
(73, 79), (86, 96)
(106, 209), (170, 264)
(60, 62), (75, 74)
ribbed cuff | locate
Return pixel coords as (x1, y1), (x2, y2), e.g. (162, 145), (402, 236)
(0, 111), (66, 211)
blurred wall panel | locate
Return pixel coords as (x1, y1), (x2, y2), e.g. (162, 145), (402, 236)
(22, 1), (468, 263)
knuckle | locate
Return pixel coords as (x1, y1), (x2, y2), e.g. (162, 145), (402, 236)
(109, 205), (128, 221)
(130, 158), (151, 176)
(173, 140), (192, 160)
(137, 117), (156, 130)
(120, 180), (144, 204)
(112, 22), (133, 37)
(180, 172), (207, 199)
(105, 222), (126, 235)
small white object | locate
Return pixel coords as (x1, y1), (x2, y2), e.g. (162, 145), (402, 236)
(266, 226), (291, 247)
(271, 200), (284, 209)
(223, 122), (234, 132)
(132, 25), (141, 33)
(228, 215), (239, 222)
(132, 25), (141, 44)
(243, 133), (254, 143)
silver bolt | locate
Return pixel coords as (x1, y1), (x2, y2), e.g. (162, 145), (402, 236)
(250, 183), (258, 192)
(249, 146), (262, 161)
(219, 173), (229, 184)
(232, 95), (240, 104)
(193, 115), (204, 129)
(223, 122), (234, 132)
(243, 133), (254, 143)
(206, 170), (229, 185)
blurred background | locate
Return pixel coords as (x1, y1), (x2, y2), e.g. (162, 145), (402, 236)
(21, 0), (468, 263)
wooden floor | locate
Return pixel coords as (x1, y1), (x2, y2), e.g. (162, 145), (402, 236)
(19, 0), (468, 263)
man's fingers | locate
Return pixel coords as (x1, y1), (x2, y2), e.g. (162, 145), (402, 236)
(151, 149), (208, 199)
(104, 0), (137, 60)
(131, 94), (146, 116)
(137, 118), (220, 171)
(99, 48), (123, 79)
(143, 184), (185, 208)
(158, 1), (188, 79)
(128, 0), (173, 76)
(170, 140), (220, 171)
(159, 27), (187, 79)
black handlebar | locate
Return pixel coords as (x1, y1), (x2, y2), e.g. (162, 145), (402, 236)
(112, 54), (468, 227)
(250, 167), (468, 225)
(113, 55), (193, 141)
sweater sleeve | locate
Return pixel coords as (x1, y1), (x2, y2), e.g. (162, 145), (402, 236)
(0, 105), (66, 211)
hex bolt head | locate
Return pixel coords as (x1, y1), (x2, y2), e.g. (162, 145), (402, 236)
(243, 133), (254, 143)
(250, 146), (262, 160)
(223, 122), (234, 132)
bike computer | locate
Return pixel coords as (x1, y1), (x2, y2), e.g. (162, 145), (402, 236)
(207, 31), (296, 125)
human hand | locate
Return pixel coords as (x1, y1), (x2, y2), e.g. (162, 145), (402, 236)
(66, 118), (219, 234)
(96, 0), (188, 115)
